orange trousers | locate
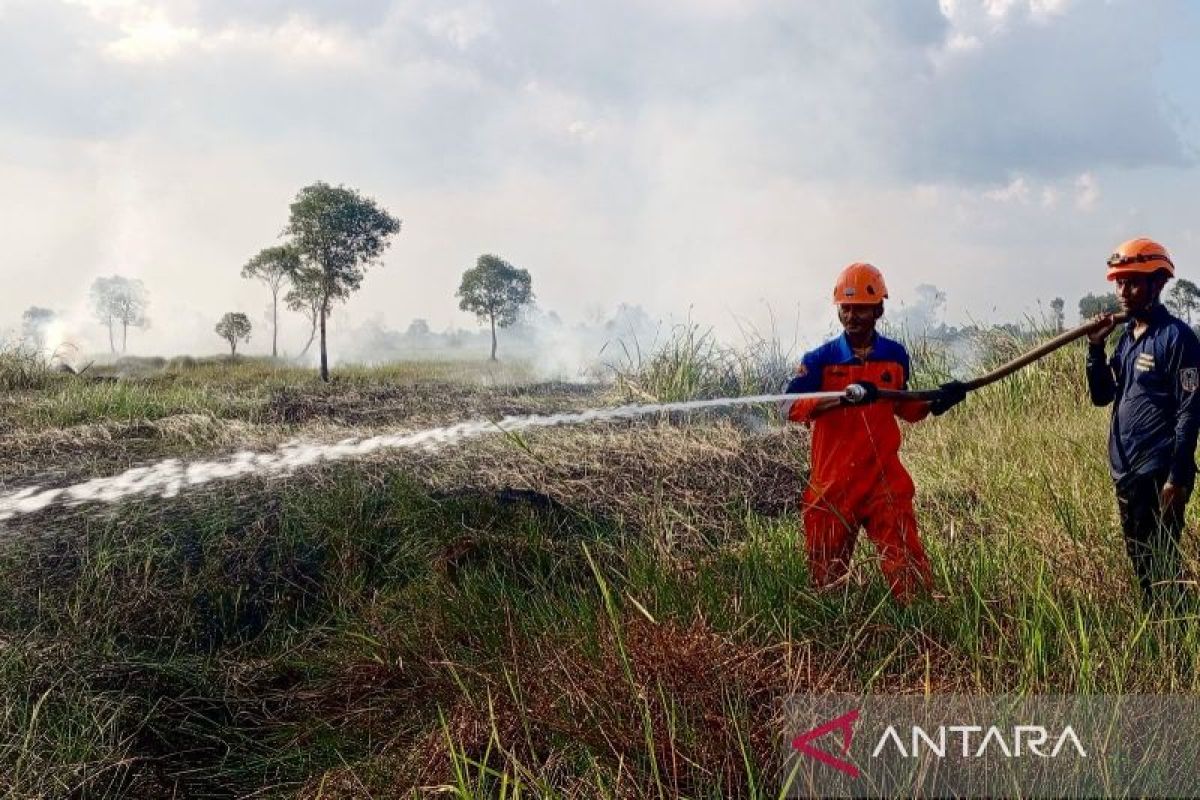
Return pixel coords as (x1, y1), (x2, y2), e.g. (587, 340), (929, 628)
(802, 482), (932, 603)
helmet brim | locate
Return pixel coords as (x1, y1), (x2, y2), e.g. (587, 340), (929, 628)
(1106, 265), (1173, 281)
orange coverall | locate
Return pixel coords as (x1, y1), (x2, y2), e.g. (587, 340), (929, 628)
(781, 333), (932, 601)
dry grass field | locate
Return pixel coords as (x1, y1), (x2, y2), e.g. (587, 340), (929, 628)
(0, 333), (1197, 797)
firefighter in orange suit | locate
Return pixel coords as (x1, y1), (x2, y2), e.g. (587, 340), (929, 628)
(780, 263), (966, 602)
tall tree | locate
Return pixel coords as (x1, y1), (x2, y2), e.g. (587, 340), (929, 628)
(215, 312), (252, 357)
(20, 307), (56, 351)
(90, 276), (148, 353)
(1166, 278), (1200, 324)
(1078, 292), (1120, 321)
(284, 182), (401, 381)
(1050, 297), (1065, 333)
(456, 254), (535, 361)
(241, 244), (300, 358)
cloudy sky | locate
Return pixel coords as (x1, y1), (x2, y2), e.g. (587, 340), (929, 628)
(1, 0), (1198, 357)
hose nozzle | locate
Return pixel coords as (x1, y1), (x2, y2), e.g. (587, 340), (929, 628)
(844, 384), (868, 403)
(842, 382), (880, 404)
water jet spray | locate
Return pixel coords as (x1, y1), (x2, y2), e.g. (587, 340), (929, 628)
(0, 314), (1122, 526)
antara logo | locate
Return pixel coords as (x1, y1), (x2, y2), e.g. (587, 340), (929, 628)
(791, 709), (861, 778)
(793, 711), (1088, 779)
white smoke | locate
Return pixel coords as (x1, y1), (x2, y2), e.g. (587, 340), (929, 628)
(325, 302), (661, 380)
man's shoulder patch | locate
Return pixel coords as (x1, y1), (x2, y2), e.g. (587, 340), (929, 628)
(1182, 367), (1198, 393)
(794, 363), (808, 378)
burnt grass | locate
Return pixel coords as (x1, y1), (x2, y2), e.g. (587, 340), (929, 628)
(0, 375), (857, 797)
(0, 377), (607, 484)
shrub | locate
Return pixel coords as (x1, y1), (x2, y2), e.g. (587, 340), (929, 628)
(0, 344), (55, 390)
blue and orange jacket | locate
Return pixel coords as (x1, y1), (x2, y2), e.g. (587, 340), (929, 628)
(781, 333), (929, 510)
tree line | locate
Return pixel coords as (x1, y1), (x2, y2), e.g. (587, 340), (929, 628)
(1077, 279), (1200, 324)
(17, 271), (1197, 370)
(229, 182), (533, 377)
(17, 181), (537, 379)
(35, 183), (1200, 371)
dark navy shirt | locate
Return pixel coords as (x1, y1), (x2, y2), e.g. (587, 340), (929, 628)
(1086, 304), (1200, 489)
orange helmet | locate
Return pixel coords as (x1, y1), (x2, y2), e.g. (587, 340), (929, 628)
(833, 262), (888, 305)
(1106, 238), (1174, 281)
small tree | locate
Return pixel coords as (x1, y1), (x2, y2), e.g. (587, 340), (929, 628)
(90, 276), (148, 353)
(284, 268), (325, 359)
(215, 312), (252, 358)
(241, 244), (301, 358)
(456, 254), (534, 361)
(1078, 292), (1120, 321)
(20, 307), (56, 351)
(285, 182), (401, 381)
(1050, 297), (1065, 333)
(1166, 279), (1200, 324)
(404, 318), (433, 349)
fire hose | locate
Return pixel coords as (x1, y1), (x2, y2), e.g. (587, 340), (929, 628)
(840, 313), (1127, 404)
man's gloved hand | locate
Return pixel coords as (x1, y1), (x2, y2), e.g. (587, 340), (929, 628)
(842, 381), (879, 405)
(930, 380), (967, 416)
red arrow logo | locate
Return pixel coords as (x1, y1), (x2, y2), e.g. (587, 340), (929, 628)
(791, 708), (861, 778)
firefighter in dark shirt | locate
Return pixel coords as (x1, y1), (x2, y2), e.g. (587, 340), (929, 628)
(1087, 237), (1200, 607)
